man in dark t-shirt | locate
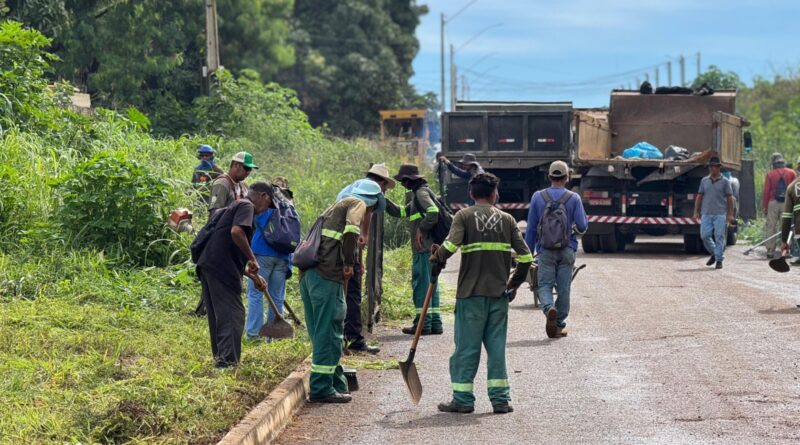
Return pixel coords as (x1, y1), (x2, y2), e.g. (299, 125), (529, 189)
(197, 182), (272, 368)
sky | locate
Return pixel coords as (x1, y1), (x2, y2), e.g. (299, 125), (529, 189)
(411, 0), (800, 109)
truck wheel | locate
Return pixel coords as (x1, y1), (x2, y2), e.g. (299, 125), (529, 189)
(582, 235), (600, 253)
(599, 233), (618, 253)
(726, 229), (737, 246)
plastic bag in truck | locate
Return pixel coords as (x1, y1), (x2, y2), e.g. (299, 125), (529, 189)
(664, 145), (691, 160)
(622, 142), (663, 160)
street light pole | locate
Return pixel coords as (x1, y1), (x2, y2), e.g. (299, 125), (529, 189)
(440, 13), (445, 114)
(450, 44), (457, 111)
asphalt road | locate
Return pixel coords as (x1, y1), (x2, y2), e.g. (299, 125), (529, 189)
(276, 237), (800, 445)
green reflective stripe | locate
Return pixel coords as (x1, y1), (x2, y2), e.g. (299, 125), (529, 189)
(487, 379), (510, 388)
(516, 253), (533, 263)
(794, 204), (800, 211)
(426, 206), (439, 213)
(783, 213), (794, 219)
(321, 229), (342, 240)
(428, 307), (441, 314)
(400, 207), (407, 218)
(343, 224), (360, 235)
(410, 213), (422, 221)
(311, 363), (337, 374)
(451, 382), (474, 392)
(461, 242), (512, 253)
(443, 240), (459, 253)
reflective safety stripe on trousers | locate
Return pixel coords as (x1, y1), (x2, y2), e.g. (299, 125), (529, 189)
(321, 225), (361, 241)
(311, 363), (337, 374)
(415, 307), (441, 314)
(460, 242), (512, 254)
(487, 379), (509, 388)
(451, 382), (474, 392)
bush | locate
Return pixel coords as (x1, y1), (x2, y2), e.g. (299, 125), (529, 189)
(53, 152), (176, 266)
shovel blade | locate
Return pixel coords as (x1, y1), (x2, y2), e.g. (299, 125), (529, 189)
(259, 319), (294, 339)
(399, 360), (422, 404)
(769, 257), (790, 273)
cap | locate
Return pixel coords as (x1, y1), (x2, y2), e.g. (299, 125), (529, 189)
(272, 176), (290, 189)
(232, 151), (258, 169)
(198, 145), (215, 154)
(548, 160), (569, 177)
(366, 163), (396, 189)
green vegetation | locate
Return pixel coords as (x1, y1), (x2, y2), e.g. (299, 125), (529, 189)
(1, 0), (431, 136)
(0, 22), (435, 444)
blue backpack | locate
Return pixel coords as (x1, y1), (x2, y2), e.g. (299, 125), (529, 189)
(258, 200), (302, 254)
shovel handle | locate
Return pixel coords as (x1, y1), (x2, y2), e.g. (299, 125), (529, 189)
(410, 281), (437, 351)
(282, 299), (304, 328)
(263, 287), (285, 322)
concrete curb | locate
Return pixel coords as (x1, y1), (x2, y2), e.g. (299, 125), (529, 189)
(217, 356), (311, 445)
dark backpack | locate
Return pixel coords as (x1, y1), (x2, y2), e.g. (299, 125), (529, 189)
(190, 206), (228, 263)
(413, 188), (454, 245)
(291, 217), (324, 270)
(537, 189), (573, 250)
(775, 172), (788, 202)
(259, 200), (302, 254)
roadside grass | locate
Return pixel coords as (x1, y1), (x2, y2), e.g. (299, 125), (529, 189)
(738, 217), (766, 244)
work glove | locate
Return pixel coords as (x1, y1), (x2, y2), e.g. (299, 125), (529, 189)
(503, 287), (518, 303)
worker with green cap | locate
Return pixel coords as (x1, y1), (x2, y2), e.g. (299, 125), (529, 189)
(393, 163), (444, 335)
(431, 172), (532, 414)
(301, 180), (381, 403)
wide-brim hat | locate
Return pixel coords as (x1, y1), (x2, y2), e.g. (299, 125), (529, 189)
(771, 152), (785, 165)
(459, 153), (479, 166)
(366, 163), (396, 189)
(707, 156), (722, 166)
(232, 151), (258, 169)
(393, 163), (423, 181)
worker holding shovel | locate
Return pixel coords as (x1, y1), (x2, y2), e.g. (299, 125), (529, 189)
(430, 173), (532, 414)
(300, 181), (382, 404)
(780, 176), (800, 265)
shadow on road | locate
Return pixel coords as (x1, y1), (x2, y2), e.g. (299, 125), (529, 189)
(758, 306), (800, 315)
(507, 338), (553, 348)
(676, 267), (715, 273)
(378, 410), (494, 429)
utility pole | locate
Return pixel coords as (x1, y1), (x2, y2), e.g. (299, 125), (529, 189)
(679, 54), (686, 86)
(644, 73), (649, 82)
(450, 44), (457, 111)
(655, 66), (659, 88)
(204, 0), (220, 95)
(667, 61), (672, 85)
(461, 74), (466, 100)
(440, 13), (445, 114)
(635, 77), (640, 88)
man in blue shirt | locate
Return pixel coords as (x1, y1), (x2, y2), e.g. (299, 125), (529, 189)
(525, 161), (588, 338)
(245, 183), (294, 341)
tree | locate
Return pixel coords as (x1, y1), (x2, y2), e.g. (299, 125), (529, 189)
(691, 65), (745, 90)
(3, 0), (296, 134)
(282, 0), (428, 135)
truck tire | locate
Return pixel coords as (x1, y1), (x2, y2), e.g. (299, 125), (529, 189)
(599, 233), (618, 253)
(726, 228), (737, 246)
(582, 235), (600, 253)
(616, 234), (627, 252)
(683, 234), (708, 254)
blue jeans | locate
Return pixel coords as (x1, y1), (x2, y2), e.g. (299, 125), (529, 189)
(245, 255), (289, 338)
(700, 214), (727, 262)
(537, 247), (576, 328)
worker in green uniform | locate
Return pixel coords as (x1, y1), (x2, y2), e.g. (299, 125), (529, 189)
(301, 181), (381, 403)
(431, 173), (532, 414)
(391, 164), (443, 335)
(780, 176), (800, 264)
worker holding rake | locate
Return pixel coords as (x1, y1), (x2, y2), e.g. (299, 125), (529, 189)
(430, 173), (532, 414)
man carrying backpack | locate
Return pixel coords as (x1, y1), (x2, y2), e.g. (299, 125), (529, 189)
(244, 182), (301, 341)
(431, 173), (532, 415)
(299, 182), (382, 403)
(195, 182), (273, 367)
(763, 153), (797, 259)
(393, 163), (445, 336)
(525, 161), (588, 338)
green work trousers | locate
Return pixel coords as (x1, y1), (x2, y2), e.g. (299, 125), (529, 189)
(412, 252), (442, 330)
(300, 267), (348, 398)
(449, 296), (510, 407)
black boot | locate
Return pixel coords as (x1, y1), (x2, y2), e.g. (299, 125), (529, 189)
(492, 403), (514, 414)
(437, 401), (474, 413)
(310, 391), (352, 404)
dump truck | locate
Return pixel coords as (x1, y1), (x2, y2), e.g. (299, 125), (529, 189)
(573, 90), (755, 253)
(379, 109), (439, 165)
(440, 101), (573, 221)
